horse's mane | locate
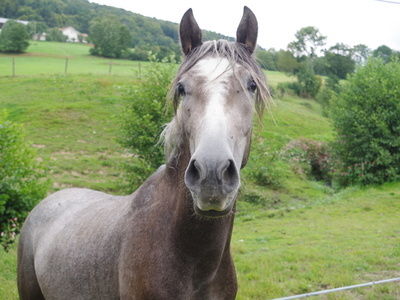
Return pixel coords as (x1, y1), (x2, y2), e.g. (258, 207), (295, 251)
(163, 39), (271, 163)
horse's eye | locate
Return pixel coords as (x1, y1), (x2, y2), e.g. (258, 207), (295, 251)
(248, 80), (257, 92)
(177, 83), (186, 96)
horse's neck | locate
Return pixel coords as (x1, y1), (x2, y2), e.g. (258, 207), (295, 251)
(164, 147), (234, 277)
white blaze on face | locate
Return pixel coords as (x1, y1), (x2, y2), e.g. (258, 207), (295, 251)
(194, 57), (234, 151)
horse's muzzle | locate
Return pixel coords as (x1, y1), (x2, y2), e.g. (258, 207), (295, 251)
(184, 157), (239, 216)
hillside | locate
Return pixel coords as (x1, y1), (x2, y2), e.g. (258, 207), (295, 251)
(0, 0), (233, 58)
(0, 43), (399, 299)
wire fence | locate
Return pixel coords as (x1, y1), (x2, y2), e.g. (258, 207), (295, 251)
(273, 277), (400, 299)
(0, 56), (148, 77)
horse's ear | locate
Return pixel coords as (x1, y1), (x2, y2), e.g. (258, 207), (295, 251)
(236, 6), (258, 54)
(180, 8), (202, 55)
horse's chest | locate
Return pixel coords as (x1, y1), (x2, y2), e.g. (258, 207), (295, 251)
(119, 255), (234, 300)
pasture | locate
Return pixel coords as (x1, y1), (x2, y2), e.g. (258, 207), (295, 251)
(0, 41), (399, 299)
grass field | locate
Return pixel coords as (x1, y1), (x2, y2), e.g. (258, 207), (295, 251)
(0, 41), (293, 84)
(0, 42), (399, 299)
(0, 41), (152, 76)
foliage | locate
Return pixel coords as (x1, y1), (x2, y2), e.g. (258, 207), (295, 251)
(0, 21), (30, 53)
(328, 43), (353, 56)
(282, 138), (332, 183)
(245, 142), (286, 189)
(352, 44), (370, 65)
(27, 21), (48, 38)
(372, 45), (393, 63)
(330, 59), (400, 186)
(0, 112), (48, 250)
(287, 26), (326, 58)
(316, 78), (338, 116)
(46, 28), (67, 42)
(256, 48), (276, 70)
(119, 63), (175, 189)
(275, 50), (300, 73)
(0, 0), (230, 62)
(323, 51), (355, 80)
(288, 62), (321, 98)
(89, 17), (131, 58)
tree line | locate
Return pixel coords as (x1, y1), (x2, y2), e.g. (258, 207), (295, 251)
(0, 0), (232, 61)
(255, 26), (399, 98)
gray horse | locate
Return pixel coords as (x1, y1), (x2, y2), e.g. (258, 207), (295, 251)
(17, 7), (269, 300)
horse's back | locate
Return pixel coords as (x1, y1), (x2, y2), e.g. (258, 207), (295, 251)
(18, 188), (130, 299)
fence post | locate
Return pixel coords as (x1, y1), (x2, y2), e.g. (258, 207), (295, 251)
(64, 57), (69, 74)
(108, 62), (112, 75)
(12, 57), (15, 77)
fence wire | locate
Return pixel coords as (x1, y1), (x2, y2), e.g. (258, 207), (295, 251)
(273, 277), (400, 299)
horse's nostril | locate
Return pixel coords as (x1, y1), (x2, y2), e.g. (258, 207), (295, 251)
(221, 159), (239, 187)
(185, 159), (202, 187)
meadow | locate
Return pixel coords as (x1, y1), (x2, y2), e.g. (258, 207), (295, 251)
(0, 41), (399, 299)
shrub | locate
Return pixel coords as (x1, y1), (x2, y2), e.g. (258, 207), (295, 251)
(0, 21), (30, 53)
(46, 28), (67, 42)
(295, 64), (322, 98)
(119, 63), (175, 190)
(244, 138), (288, 189)
(282, 139), (332, 184)
(330, 59), (400, 186)
(276, 82), (297, 97)
(0, 113), (48, 250)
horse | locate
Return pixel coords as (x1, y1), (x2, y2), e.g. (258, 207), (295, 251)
(17, 6), (269, 300)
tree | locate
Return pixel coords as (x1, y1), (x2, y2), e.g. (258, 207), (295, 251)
(352, 44), (370, 65)
(275, 50), (300, 73)
(330, 59), (400, 186)
(0, 20), (30, 53)
(329, 43), (352, 56)
(294, 62), (322, 98)
(46, 28), (67, 42)
(323, 51), (355, 80)
(27, 22), (48, 38)
(89, 17), (132, 58)
(373, 45), (393, 63)
(287, 26), (326, 58)
(256, 48), (276, 70)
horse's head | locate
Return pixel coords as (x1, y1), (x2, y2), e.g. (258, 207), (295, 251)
(164, 7), (269, 218)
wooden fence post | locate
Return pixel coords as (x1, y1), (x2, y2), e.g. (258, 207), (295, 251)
(12, 57), (15, 77)
(64, 57), (69, 74)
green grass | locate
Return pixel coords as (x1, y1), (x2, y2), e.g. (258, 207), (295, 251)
(0, 41), (155, 76)
(2, 184), (399, 299)
(0, 41), (293, 83)
(234, 182), (400, 299)
(1, 42), (399, 299)
(0, 74), (138, 193)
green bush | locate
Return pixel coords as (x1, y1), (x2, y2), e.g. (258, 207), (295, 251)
(330, 59), (400, 186)
(295, 64), (322, 98)
(0, 21), (30, 53)
(282, 139), (332, 184)
(244, 138), (287, 189)
(119, 63), (175, 190)
(46, 28), (67, 42)
(0, 113), (48, 250)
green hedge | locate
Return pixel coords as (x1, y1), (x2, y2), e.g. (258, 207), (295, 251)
(330, 59), (400, 186)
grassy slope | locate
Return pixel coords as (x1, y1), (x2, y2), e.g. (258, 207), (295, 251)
(0, 42), (399, 299)
(0, 41), (153, 76)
